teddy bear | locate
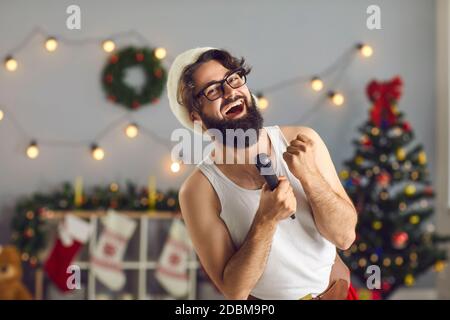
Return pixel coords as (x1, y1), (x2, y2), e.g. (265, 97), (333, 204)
(0, 245), (33, 300)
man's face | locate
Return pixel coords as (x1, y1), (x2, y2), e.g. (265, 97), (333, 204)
(191, 60), (264, 148)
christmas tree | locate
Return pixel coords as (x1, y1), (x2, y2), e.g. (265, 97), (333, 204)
(339, 76), (450, 299)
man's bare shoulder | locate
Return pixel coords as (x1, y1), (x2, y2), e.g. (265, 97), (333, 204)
(280, 125), (321, 142)
(179, 168), (220, 213)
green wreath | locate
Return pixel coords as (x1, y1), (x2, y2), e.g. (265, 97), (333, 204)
(101, 46), (167, 110)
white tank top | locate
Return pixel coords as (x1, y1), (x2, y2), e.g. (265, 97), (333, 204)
(197, 126), (336, 299)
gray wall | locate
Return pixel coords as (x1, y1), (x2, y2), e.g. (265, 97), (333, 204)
(0, 0), (437, 284)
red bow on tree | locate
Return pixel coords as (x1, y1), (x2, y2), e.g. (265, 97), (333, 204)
(366, 76), (403, 128)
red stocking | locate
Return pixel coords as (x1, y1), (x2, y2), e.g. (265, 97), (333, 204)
(44, 214), (91, 292)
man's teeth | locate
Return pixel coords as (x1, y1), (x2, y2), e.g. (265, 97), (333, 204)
(225, 100), (243, 114)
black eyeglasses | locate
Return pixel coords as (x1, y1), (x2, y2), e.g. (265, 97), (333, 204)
(195, 68), (247, 101)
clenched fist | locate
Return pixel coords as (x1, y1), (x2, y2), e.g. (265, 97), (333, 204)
(282, 133), (320, 182)
(256, 176), (297, 222)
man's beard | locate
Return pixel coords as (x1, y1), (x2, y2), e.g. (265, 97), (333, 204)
(199, 94), (264, 149)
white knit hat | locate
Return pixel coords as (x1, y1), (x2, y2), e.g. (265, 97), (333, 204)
(167, 47), (216, 134)
(167, 47), (258, 134)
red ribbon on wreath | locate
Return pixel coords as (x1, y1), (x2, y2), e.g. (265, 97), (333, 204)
(366, 76), (403, 127)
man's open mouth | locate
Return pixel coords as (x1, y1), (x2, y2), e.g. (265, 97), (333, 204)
(223, 100), (245, 119)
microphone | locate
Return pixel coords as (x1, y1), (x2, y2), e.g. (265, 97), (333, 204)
(255, 153), (296, 219)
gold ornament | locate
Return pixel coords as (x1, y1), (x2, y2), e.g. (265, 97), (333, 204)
(404, 274), (415, 286)
(372, 221), (383, 230)
(339, 170), (349, 180)
(409, 215), (420, 225)
(409, 252), (418, 262)
(418, 151), (427, 165)
(396, 148), (406, 161)
(392, 105), (400, 115)
(358, 288), (372, 300)
(383, 258), (392, 267)
(434, 261), (446, 272)
(370, 254), (379, 263)
(355, 156), (364, 165)
(405, 184), (416, 196)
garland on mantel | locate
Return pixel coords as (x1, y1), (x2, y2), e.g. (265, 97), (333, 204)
(11, 181), (179, 267)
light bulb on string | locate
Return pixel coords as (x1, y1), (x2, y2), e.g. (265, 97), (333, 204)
(154, 47), (167, 60)
(256, 93), (269, 110)
(102, 40), (116, 53)
(328, 91), (344, 106)
(91, 144), (105, 161)
(310, 76), (324, 92)
(45, 37), (58, 52)
(4, 56), (18, 71)
(26, 140), (39, 159)
(125, 123), (139, 138)
(357, 43), (373, 57)
(170, 161), (181, 173)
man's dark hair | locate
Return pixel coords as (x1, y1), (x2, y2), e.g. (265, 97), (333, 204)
(177, 49), (252, 114)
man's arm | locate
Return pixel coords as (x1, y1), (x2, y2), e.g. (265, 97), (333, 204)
(281, 126), (357, 250)
(179, 170), (295, 299)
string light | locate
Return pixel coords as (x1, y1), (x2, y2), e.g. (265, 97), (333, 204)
(154, 47), (167, 60)
(1, 28), (372, 164)
(45, 37), (58, 52)
(357, 43), (373, 57)
(0, 109), (4, 121)
(91, 144), (105, 161)
(26, 141), (39, 159)
(125, 123), (139, 138)
(170, 161), (181, 173)
(102, 40), (116, 53)
(310, 76), (323, 91)
(328, 91), (344, 106)
(256, 94), (269, 110)
(4, 56), (18, 71)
